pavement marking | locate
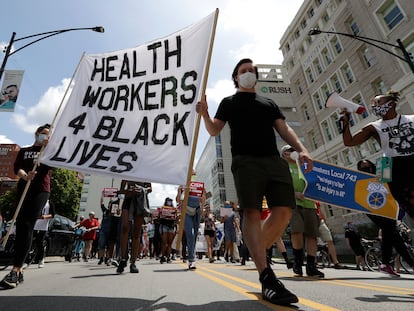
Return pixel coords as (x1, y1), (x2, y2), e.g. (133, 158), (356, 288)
(212, 262), (414, 296)
(194, 264), (342, 311)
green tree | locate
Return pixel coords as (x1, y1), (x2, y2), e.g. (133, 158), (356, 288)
(50, 168), (83, 220)
(0, 168), (82, 221)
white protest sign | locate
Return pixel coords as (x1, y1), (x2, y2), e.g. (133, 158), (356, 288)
(40, 12), (216, 185)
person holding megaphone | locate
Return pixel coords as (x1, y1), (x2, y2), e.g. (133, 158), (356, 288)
(342, 89), (414, 222)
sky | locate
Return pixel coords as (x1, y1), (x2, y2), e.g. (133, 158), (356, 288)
(0, 0), (304, 206)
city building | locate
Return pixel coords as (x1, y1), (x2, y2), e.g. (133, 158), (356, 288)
(279, 0), (414, 229)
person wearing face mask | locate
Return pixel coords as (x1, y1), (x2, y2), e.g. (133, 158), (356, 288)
(0, 124), (52, 289)
(342, 90), (414, 221)
(196, 58), (313, 306)
(357, 159), (414, 276)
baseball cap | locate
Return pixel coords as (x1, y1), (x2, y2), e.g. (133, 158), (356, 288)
(89, 211), (95, 216)
(281, 145), (295, 153)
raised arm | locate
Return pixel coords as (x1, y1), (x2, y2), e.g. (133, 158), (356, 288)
(341, 112), (377, 146)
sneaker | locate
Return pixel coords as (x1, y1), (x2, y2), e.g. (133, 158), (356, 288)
(380, 264), (400, 277)
(130, 263), (139, 273)
(293, 263), (303, 276)
(38, 259), (45, 268)
(189, 261), (196, 270)
(0, 271), (18, 289)
(306, 265), (325, 278)
(166, 257), (172, 264)
(117, 259), (127, 274)
(111, 259), (119, 267)
(260, 268), (298, 305)
(98, 257), (104, 265)
(209, 258), (215, 263)
(160, 256), (167, 264)
(241, 258), (246, 266)
(286, 260), (294, 269)
(18, 272), (24, 284)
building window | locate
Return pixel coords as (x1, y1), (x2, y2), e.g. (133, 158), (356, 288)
(330, 113), (342, 135)
(323, 13), (330, 24)
(295, 29), (300, 39)
(315, 0), (323, 6)
(303, 105), (311, 120)
(360, 46), (375, 68)
(309, 130), (318, 149)
(331, 37), (342, 54)
(371, 140), (381, 152)
(341, 63), (354, 84)
(308, 7), (315, 18)
(322, 48), (332, 66)
(301, 19), (307, 29)
(342, 149), (353, 165)
(380, 1), (404, 30)
(313, 58), (323, 74)
(306, 68), (314, 83)
(321, 84), (330, 101)
(349, 18), (360, 35)
(215, 135), (221, 144)
(313, 93), (323, 110)
(331, 74), (343, 93)
(373, 79), (387, 95)
(216, 144), (222, 157)
(322, 120), (333, 141)
(296, 80), (303, 95)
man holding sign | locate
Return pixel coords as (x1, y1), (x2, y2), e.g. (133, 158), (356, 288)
(196, 58), (312, 306)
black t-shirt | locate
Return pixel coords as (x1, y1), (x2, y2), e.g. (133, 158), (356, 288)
(214, 92), (285, 157)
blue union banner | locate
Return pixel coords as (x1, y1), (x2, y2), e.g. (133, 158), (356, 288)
(299, 160), (399, 219)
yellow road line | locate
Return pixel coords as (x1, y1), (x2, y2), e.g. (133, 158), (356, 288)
(195, 265), (342, 311)
(208, 263), (414, 296)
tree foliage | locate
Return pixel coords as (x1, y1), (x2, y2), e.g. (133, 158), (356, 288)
(0, 168), (82, 221)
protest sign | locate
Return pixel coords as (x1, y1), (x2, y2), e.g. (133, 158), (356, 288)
(299, 159), (399, 219)
(40, 11), (217, 185)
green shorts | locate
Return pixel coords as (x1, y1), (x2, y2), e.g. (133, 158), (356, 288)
(231, 155), (296, 210)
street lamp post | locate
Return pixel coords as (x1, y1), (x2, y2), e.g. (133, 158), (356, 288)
(0, 26), (104, 82)
(308, 28), (414, 74)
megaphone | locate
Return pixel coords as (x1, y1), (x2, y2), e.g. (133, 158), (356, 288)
(325, 92), (366, 114)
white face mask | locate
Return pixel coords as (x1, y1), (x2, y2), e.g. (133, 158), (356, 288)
(36, 133), (47, 144)
(238, 72), (257, 89)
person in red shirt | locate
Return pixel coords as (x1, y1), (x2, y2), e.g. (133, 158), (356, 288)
(79, 212), (99, 262)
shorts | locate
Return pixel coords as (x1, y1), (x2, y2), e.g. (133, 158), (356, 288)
(159, 224), (175, 234)
(319, 220), (333, 242)
(231, 155), (296, 210)
(225, 229), (236, 243)
(290, 206), (320, 238)
(204, 229), (215, 238)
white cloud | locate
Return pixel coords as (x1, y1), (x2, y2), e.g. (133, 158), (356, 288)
(11, 78), (71, 135)
(0, 134), (13, 144)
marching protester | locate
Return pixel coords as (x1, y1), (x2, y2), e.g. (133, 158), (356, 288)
(158, 197), (178, 263)
(203, 208), (217, 263)
(281, 145), (324, 278)
(344, 222), (367, 271)
(196, 58), (313, 306)
(0, 124), (52, 289)
(342, 90), (414, 219)
(77, 211), (99, 262)
(357, 159), (414, 276)
(116, 180), (152, 274)
(176, 170), (205, 270)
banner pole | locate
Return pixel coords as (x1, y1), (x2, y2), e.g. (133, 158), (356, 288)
(0, 53), (85, 250)
(176, 9), (219, 254)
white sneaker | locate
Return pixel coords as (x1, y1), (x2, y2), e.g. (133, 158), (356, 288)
(189, 261), (196, 270)
(38, 260), (45, 268)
